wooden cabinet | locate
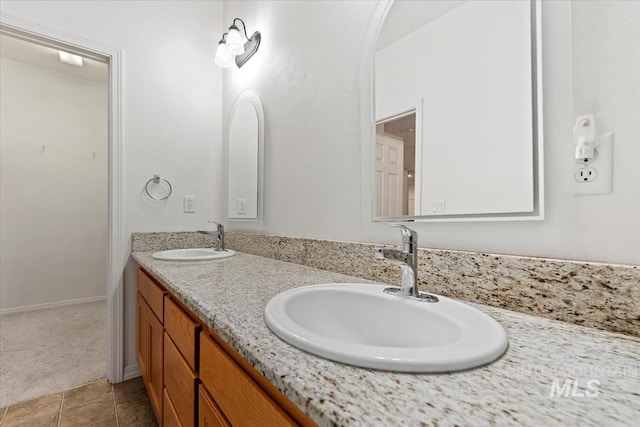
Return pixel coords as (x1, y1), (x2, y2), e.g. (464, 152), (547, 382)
(164, 296), (200, 371)
(137, 268), (167, 423)
(137, 287), (165, 424)
(198, 385), (230, 427)
(164, 389), (183, 427)
(136, 267), (316, 427)
(147, 307), (164, 421)
(136, 294), (148, 379)
(200, 332), (296, 426)
(164, 331), (197, 426)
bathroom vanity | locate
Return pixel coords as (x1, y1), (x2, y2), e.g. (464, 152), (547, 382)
(132, 249), (640, 426)
(136, 267), (313, 426)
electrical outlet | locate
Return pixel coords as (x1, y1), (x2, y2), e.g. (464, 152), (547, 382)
(183, 195), (196, 213)
(574, 133), (613, 196)
(575, 167), (597, 182)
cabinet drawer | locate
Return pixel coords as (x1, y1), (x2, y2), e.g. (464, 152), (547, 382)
(165, 296), (200, 371)
(164, 389), (183, 427)
(164, 332), (197, 427)
(199, 332), (295, 427)
(138, 269), (166, 322)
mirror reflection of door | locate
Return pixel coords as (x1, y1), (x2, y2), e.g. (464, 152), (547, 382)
(375, 112), (416, 217)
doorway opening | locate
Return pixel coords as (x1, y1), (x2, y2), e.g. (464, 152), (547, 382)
(375, 111), (417, 217)
(0, 17), (123, 406)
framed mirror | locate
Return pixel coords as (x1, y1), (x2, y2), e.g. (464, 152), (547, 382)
(365, 0), (544, 222)
(225, 90), (264, 224)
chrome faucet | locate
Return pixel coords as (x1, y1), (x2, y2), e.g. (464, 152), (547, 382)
(374, 224), (438, 302)
(198, 221), (225, 252)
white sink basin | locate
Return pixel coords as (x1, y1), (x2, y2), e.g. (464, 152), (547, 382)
(264, 283), (508, 372)
(152, 248), (235, 261)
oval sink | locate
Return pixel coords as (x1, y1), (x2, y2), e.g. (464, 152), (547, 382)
(264, 283), (508, 372)
(152, 248), (235, 261)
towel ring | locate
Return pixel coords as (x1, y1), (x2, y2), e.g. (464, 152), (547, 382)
(145, 175), (172, 200)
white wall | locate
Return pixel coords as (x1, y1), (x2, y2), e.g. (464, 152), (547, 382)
(0, 0), (224, 369)
(223, 0), (370, 242)
(375, 0), (533, 216)
(0, 58), (108, 310)
(223, 0), (639, 265)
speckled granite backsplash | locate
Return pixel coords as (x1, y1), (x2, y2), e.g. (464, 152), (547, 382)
(131, 231), (640, 337)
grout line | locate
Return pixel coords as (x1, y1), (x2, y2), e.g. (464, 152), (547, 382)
(57, 391), (65, 427)
(0, 406), (7, 426)
(112, 384), (119, 427)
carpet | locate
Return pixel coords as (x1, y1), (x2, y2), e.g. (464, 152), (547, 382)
(0, 300), (106, 407)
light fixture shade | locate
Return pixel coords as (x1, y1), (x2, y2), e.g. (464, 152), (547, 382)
(226, 26), (245, 56)
(215, 42), (234, 68)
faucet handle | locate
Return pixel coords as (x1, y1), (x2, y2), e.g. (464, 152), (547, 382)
(208, 220), (224, 232)
(390, 224), (416, 253)
(390, 224), (416, 241)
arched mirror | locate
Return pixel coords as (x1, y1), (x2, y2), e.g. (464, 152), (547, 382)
(364, 0), (544, 221)
(226, 90), (264, 224)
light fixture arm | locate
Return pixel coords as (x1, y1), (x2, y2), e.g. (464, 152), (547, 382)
(232, 18), (249, 40)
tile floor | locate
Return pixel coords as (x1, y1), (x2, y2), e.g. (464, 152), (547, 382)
(0, 377), (157, 427)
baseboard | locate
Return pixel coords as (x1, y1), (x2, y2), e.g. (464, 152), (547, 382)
(123, 364), (141, 381)
(0, 295), (107, 315)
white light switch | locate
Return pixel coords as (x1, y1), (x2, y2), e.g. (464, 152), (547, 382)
(432, 200), (445, 214)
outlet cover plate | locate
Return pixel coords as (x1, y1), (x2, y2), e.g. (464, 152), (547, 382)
(183, 195), (196, 213)
(575, 133), (613, 196)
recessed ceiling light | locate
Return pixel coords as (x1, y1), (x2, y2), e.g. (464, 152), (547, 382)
(58, 51), (83, 67)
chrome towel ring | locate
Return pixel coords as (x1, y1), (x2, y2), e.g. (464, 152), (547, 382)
(145, 175), (172, 200)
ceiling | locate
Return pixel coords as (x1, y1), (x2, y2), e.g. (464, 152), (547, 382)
(0, 34), (108, 83)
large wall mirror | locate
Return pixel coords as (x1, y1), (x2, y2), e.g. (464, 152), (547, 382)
(367, 0), (544, 221)
(226, 90), (264, 224)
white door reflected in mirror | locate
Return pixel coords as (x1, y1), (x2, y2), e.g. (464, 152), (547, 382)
(226, 90), (264, 222)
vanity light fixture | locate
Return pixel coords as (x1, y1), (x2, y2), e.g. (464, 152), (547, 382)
(215, 18), (261, 68)
(58, 51), (83, 67)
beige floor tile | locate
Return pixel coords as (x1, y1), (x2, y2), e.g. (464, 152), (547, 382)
(59, 398), (115, 427)
(59, 414), (117, 427)
(116, 398), (158, 427)
(114, 377), (158, 426)
(113, 376), (146, 404)
(1, 393), (62, 426)
(63, 379), (113, 410)
(2, 413), (60, 427)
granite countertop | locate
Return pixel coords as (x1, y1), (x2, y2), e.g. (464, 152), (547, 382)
(132, 251), (640, 427)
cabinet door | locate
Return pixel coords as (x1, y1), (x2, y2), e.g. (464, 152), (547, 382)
(198, 385), (230, 427)
(148, 310), (164, 424)
(137, 293), (148, 380)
